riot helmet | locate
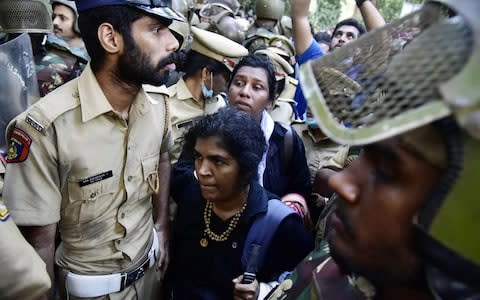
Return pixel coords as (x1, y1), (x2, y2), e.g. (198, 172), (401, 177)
(0, 0), (53, 33)
(255, 0), (285, 22)
(300, 0), (480, 297)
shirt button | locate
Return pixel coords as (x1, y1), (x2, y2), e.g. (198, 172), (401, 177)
(89, 192), (96, 199)
(121, 212), (125, 219)
(127, 176), (133, 181)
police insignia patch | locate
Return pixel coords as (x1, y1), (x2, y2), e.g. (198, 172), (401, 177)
(0, 200), (10, 222)
(6, 128), (32, 163)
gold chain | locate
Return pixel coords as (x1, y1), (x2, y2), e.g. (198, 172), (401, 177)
(203, 200), (247, 242)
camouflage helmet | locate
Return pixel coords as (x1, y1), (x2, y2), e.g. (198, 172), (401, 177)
(52, 0), (80, 34)
(0, 0), (53, 33)
(255, 0), (285, 22)
(301, 0), (480, 296)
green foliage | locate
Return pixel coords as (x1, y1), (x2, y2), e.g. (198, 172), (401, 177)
(375, 0), (404, 21)
(310, 0), (344, 32)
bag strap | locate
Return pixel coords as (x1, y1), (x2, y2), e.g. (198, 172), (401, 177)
(242, 199), (296, 271)
(283, 126), (294, 172)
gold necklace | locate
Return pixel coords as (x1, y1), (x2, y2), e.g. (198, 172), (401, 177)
(200, 200), (247, 247)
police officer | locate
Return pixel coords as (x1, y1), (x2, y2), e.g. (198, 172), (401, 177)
(3, 0), (184, 298)
(0, 3), (52, 295)
(36, 0), (90, 96)
(0, 197), (51, 300)
(244, 0), (285, 52)
(269, 0), (480, 298)
(147, 26), (248, 163)
(2, 159), (49, 300)
(51, 0), (83, 49)
(0, 0), (51, 157)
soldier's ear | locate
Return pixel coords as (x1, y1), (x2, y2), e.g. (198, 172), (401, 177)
(97, 22), (122, 54)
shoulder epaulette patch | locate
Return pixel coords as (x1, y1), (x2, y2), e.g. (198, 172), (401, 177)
(0, 200), (10, 222)
(25, 115), (45, 133)
(6, 128), (32, 163)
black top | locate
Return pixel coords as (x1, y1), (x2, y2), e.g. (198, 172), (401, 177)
(264, 123), (311, 200)
(166, 172), (314, 300)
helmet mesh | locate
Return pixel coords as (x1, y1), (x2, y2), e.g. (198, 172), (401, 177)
(306, 4), (474, 142)
(0, 0), (52, 33)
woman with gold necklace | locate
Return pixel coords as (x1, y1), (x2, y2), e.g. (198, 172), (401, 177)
(166, 108), (314, 299)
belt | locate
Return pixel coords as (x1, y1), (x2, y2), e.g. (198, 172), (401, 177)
(65, 230), (159, 298)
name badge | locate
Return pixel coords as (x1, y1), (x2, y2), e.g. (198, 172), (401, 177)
(79, 171), (113, 187)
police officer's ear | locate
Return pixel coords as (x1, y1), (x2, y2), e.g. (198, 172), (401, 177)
(97, 22), (123, 54)
(200, 67), (212, 83)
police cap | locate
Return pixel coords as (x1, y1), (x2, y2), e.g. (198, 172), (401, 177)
(75, 0), (184, 23)
(190, 26), (248, 71)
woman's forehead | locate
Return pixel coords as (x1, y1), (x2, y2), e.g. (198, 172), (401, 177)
(233, 66), (269, 82)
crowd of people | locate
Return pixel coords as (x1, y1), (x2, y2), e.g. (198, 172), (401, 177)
(0, 0), (479, 299)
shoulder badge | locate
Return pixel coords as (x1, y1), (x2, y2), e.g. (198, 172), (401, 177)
(25, 115), (45, 133)
(6, 128), (32, 163)
(0, 200), (10, 222)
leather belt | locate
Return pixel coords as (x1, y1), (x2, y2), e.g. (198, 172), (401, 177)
(65, 229), (159, 298)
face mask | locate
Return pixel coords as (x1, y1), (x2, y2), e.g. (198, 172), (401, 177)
(201, 81), (213, 99)
(201, 71), (214, 99)
(306, 117), (319, 129)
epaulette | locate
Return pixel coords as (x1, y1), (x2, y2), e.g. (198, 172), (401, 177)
(21, 80), (81, 135)
(143, 84), (174, 97)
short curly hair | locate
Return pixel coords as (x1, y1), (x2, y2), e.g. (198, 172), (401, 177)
(182, 107), (267, 185)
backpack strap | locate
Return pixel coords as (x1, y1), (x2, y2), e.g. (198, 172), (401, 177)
(283, 126), (294, 172)
(242, 199), (296, 271)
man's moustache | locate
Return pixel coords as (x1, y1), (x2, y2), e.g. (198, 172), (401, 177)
(157, 51), (186, 69)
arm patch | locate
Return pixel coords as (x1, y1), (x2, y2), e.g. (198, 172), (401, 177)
(6, 128), (32, 163)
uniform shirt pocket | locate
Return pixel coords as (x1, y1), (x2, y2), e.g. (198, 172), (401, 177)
(65, 176), (116, 224)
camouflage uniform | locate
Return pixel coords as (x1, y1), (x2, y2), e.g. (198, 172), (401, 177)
(36, 34), (89, 96)
(266, 241), (375, 300)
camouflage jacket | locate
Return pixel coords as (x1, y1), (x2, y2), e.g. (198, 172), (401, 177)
(36, 35), (89, 97)
(266, 240), (377, 300)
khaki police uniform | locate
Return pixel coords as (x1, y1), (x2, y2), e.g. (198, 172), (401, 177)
(269, 76), (298, 126)
(292, 123), (344, 183)
(147, 26), (248, 163)
(152, 78), (226, 163)
(3, 64), (172, 299)
(0, 199), (51, 300)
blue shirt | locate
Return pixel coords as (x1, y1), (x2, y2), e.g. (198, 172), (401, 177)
(294, 40), (325, 119)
